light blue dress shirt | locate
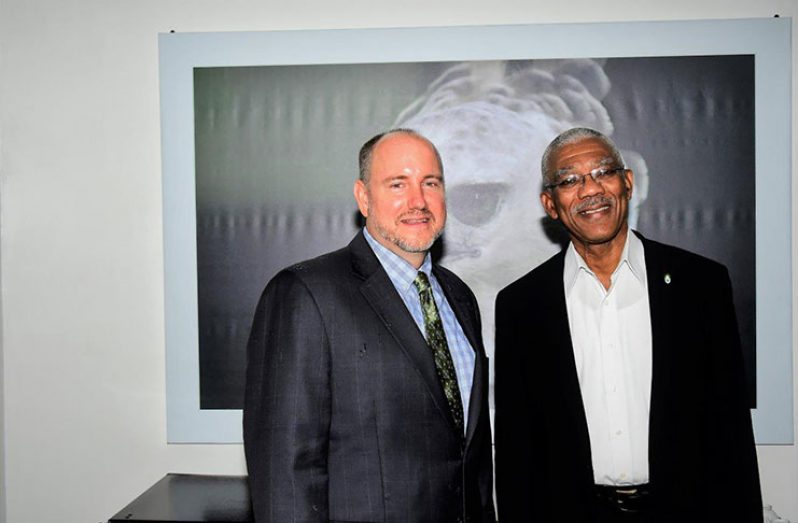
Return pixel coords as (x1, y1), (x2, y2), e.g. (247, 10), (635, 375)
(363, 228), (476, 430)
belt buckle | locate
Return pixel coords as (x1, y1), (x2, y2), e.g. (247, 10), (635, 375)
(614, 486), (645, 514)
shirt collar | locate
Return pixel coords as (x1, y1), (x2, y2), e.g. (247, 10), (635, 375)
(626, 231), (646, 283)
(363, 227), (433, 293)
(564, 229), (646, 294)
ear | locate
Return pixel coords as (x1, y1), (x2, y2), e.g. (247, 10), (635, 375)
(354, 179), (369, 218)
(540, 191), (559, 220)
(623, 169), (634, 200)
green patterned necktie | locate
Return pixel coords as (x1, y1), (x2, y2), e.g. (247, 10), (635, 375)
(413, 271), (465, 434)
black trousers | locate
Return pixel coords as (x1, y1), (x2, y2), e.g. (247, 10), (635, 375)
(593, 484), (652, 523)
(595, 504), (651, 523)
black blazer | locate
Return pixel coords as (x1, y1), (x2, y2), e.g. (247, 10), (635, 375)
(244, 231), (496, 523)
(494, 233), (761, 522)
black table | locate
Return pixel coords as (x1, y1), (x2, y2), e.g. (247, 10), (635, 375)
(109, 474), (253, 522)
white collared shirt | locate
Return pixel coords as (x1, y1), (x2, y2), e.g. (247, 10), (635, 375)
(563, 232), (652, 486)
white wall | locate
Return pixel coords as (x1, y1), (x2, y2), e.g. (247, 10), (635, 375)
(0, 1), (796, 522)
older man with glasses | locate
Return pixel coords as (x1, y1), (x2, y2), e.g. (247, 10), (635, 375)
(494, 127), (761, 522)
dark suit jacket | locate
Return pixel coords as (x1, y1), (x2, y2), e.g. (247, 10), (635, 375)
(494, 232), (761, 522)
(244, 231), (496, 523)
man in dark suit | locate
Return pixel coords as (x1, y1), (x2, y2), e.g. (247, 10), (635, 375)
(494, 127), (761, 522)
(244, 129), (495, 522)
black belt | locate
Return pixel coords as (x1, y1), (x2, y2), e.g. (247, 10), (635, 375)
(594, 484), (652, 514)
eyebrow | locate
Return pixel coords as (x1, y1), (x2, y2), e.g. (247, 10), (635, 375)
(384, 172), (443, 182)
(554, 156), (616, 177)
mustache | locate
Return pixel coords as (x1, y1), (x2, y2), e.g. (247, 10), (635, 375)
(574, 196), (614, 214)
(398, 210), (434, 221)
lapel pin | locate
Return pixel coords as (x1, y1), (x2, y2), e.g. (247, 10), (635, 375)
(664, 273), (672, 285)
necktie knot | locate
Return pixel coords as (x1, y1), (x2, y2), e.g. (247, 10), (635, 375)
(413, 271), (431, 293)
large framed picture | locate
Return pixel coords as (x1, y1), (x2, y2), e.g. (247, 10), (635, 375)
(159, 18), (792, 443)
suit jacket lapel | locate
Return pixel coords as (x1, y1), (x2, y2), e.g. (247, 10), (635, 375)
(543, 252), (593, 463)
(350, 232), (457, 432)
(638, 233), (676, 474)
(434, 267), (485, 445)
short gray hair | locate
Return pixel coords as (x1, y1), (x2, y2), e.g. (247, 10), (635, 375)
(541, 127), (625, 184)
(358, 128), (443, 183)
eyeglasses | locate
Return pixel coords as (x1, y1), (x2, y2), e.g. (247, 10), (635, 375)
(544, 167), (627, 191)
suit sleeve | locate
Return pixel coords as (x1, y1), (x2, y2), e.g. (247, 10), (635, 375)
(243, 270), (331, 523)
(704, 266), (762, 520)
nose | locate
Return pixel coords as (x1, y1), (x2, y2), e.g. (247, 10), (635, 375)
(407, 183), (428, 209)
(577, 172), (605, 198)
